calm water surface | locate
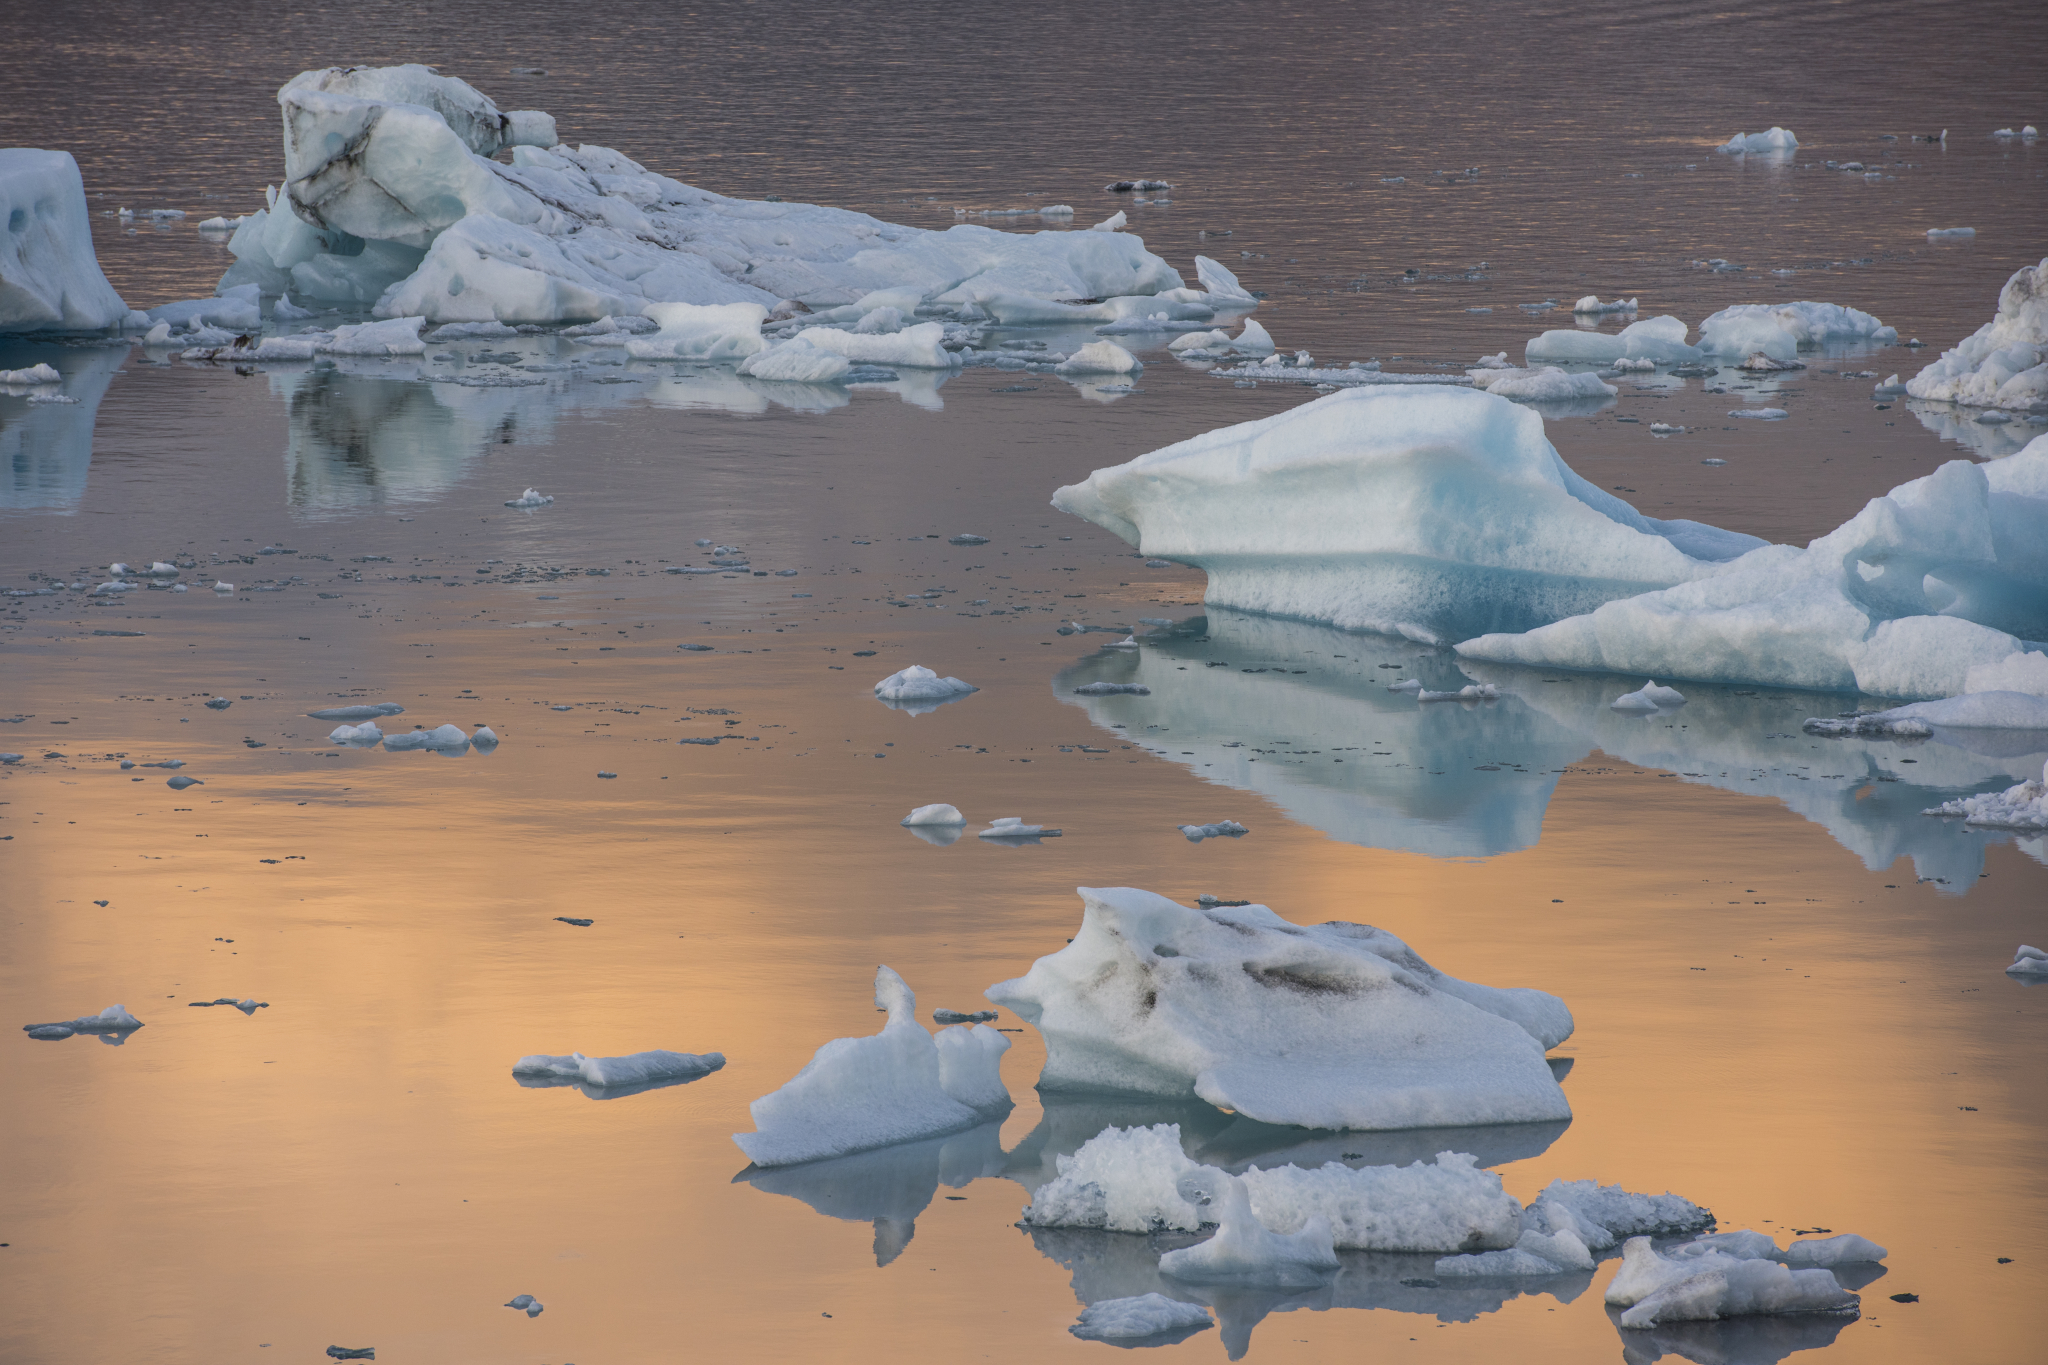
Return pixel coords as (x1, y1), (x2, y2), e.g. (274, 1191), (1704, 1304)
(3, 4), (2045, 1364)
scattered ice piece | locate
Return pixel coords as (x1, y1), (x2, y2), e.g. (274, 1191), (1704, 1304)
(1729, 407), (1789, 419)
(512, 1049), (725, 1087)
(1610, 357), (1657, 373)
(901, 803), (966, 826)
(731, 965), (1011, 1167)
(1089, 210), (1128, 232)
(382, 723), (471, 751)
(1619, 1255), (1858, 1328)
(1055, 340), (1142, 375)
(1610, 680), (1686, 711)
(0, 150), (134, 332)
(323, 316), (427, 356)
(1926, 227), (1977, 239)
(1072, 681), (1150, 696)
(986, 887), (1573, 1129)
(947, 533), (989, 545)
(1387, 678), (1424, 693)
(24, 1024), (74, 1040)
(1417, 683), (1500, 702)
(502, 488), (554, 509)
(1178, 819), (1248, 841)
(623, 300), (771, 359)
(212, 581), (235, 593)
(1649, 422), (1686, 435)
(1905, 256), (2047, 411)
(1158, 1170), (1340, 1287)
(1467, 365), (1617, 402)
(1927, 758), (2048, 830)
(1069, 1294), (1212, 1342)
(502, 1295), (543, 1318)
(735, 338), (851, 383)
(1718, 127), (1799, 155)
(1737, 351), (1804, 372)
(23, 1004), (143, 1037)
(167, 775), (203, 790)
(470, 726), (499, 748)
(1435, 1225), (1595, 1277)
(1784, 1233), (1889, 1266)
(1574, 296), (1638, 314)
(979, 816), (1062, 839)
(1104, 179), (1172, 192)
(2006, 945), (2048, 976)
(328, 722), (384, 744)
(308, 704), (405, 720)
(0, 363), (62, 385)
(933, 1008), (997, 1024)
(1820, 692), (2048, 737)
(873, 665), (978, 703)
(1471, 352), (1513, 370)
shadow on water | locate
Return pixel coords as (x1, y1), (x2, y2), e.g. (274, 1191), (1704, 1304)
(1052, 609), (2048, 887)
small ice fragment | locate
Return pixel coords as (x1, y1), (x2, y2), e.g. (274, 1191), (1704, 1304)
(873, 665), (977, 703)
(470, 726), (499, 748)
(1728, 407), (1788, 419)
(328, 722), (383, 744)
(1649, 422), (1686, 434)
(979, 816), (1062, 838)
(24, 1023), (75, 1040)
(1387, 678), (1423, 693)
(1055, 340), (1142, 375)
(204, 697), (232, 710)
(213, 581), (235, 593)
(1926, 227), (1976, 239)
(503, 1295), (543, 1317)
(1611, 680), (1685, 711)
(326, 1349), (375, 1360)
(1069, 1294), (1213, 1342)
(504, 488), (553, 508)
(932, 1008), (997, 1025)
(1073, 682), (1150, 696)
(513, 1049), (724, 1087)
(0, 363), (62, 385)
(2006, 944), (2048, 975)
(1089, 210), (1127, 232)
(1784, 1233), (1889, 1266)
(1573, 296), (1639, 314)
(167, 775), (203, 790)
(678, 643), (714, 652)
(1157, 1171), (1340, 1287)
(902, 803), (966, 826)
(1178, 819), (1249, 842)
(947, 533), (990, 545)
(308, 704), (405, 721)
(1417, 683), (1500, 702)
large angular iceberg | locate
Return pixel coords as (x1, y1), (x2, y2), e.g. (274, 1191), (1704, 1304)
(1050, 386), (1764, 644)
(221, 64), (1209, 324)
(984, 887), (1573, 1131)
(1906, 256), (2048, 412)
(0, 149), (133, 333)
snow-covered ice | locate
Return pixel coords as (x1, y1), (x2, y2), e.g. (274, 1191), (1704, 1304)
(2007, 945), (2048, 975)
(512, 1049), (725, 1087)
(979, 816), (1061, 839)
(874, 665), (978, 709)
(732, 966), (1011, 1167)
(381, 723), (471, 751)
(1906, 256), (2048, 411)
(619, 301), (769, 359)
(1927, 759), (2048, 830)
(1051, 386), (1765, 645)
(1069, 1294), (1213, 1342)
(327, 722), (384, 744)
(1718, 127), (1799, 155)
(901, 803), (966, 826)
(0, 149), (133, 333)
(323, 316), (426, 356)
(985, 887), (1573, 1130)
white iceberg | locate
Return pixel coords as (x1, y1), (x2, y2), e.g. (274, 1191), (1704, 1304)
(1052, 386), (1765, 645)
(1459, 435), (2048, 699)
(1573, 296), (1638, 314)
(1178, 819), (1248, 841)
(732, 965), (1011, 1167)
(736, 339), (851, 383)
(901, 803), (966, 826)
(874, 665), (978, 704)
(1701, 301), (1896, 354)
(147, 284), (264, 333)
(1905, 256), (2048, 412)
(2006, 944), (2048, 975)
(1054, 340), (1141, 375)
(621, 300), (769, 360)
(222, 65), (1198, 322)
(984, 887), (1574, 1130)
(1619, 1255), (1858, 1328)
(1070, 1294), (1212, 1342)
(1170, 317), (1274, 356)
(1927, 226), (1977, 239)
(512, 1049), (725, 1087)
(1194, 255), (1258, 306)
(1927, 759), (2048, 830)
(0, 363), (62, 385)
(1718, 127), (1799, 155)
(777, 320), (959, 370)
(1157, 1170), (1340, 1287)
(1611, 680), (1686, 712)
(1466, 365), (1617, 402)
(0, 149), (132, 333)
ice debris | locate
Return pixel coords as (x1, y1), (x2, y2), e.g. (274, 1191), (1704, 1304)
(1573, 296), (1638, 314)
(0, 149), (133, 332)
(1608, 1237), (1862, 1328)
(1718, 127), (1799, 155)
(873, 665), (978, 705)
(2006, 945), (2048, 975)
(1466, 365), (1616, 402)
(504, 488), (553, 508)
(307, 703), (405, 721)
(166, 775), (203, 790)
(1729, 407), (1789, 420)
(503, 1295), (543, 1318)
(512, 1049), (725, 1088)
(979, 817), (1062, 839)
(1178, 820), (1248, 841)
(328, 722), (384, 744)
(1926, 759), (2048, 830)
(1418, 683), (1500, 703)
(0, 363), (62, 385)
(1054, 340), (1141, 375)
(901, 803), (966, 826)
(732, 966), (1011, 1167)
(1926, 227), (1977, 240)
(1158, 1170), (1340, 1287)
(1611, 680), (1686, 712)
(1906, 256), (2048, 411)
(1070, 1294), (1213, 1342)
(23, 1004), (143, 1040)
(383, 723), (472, 751)
(1169, 317), (1275, 356)
(1072, 681), (1150, 696)
(985, 887), (1573, 1130)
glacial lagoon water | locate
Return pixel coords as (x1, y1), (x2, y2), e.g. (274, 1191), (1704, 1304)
(3, 3), (2046, 1363)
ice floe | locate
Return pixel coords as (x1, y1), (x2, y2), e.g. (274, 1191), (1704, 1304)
(0, 149), (133, 333)
(1466, 365), (1616, 402)
(619, 300), (769, 359)
(1052, 387), (1765, 645)
(327, 721), (384, 744)
(503, 1294), (543, 1318)
(1611, 1241), (1860, 1328)
(1178, 819), (1248, 841)
(979, 816), (1062, 839)
(732, 965), (1011, 1167)
(1054, 340), (1141, 375)
(1927, 226), (1977, 240)
(1417, 683), (1500, 703)
(1170, 317), (1274, 357)
(985, 887), (1572, 1130)
(512, 1049), (725, 1088)
(901, 803), (966, 826)
(382, 723), (472, 751)
(1718, 127), (1799, 155)
(2006, 945), (2048, 975)
(323, 316), (426, 356)
(1905, 256), (2048, 412)
(873, 665), (978, 712)
(1070, 1293), (1213, 1342)
(1074, 681), (1150, 696)
(1573, 296), (1638, 315)
(23, 1004), (143, 1041)
(1158, 1171), (1340, 1287)
(307, 703), (406, 721)
(1927, 759), (2048, 829)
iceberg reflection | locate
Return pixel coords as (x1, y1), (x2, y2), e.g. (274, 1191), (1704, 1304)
(0, 343), (125, 511)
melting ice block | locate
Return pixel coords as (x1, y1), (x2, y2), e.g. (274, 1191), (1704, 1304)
(1620, 1256), (1858, 1328)
(1928, 760), (2048, 830)
(1906, 256), (2048, 412)
(307, 703), (406, 721)
(327, 721), (384, 744)
(1527, 314), (1703, 365)
(979, 816), (1061, 839)
(1055, 340), (1142, 375)
(24, 1004), (144, 1038)
(985, 887), (1573, 1130)
(512, 1049), (725, 1088)
(0, 149), (133, 333)
(1574, 296), (1638, 314)
(901, 803), (966, 826)
(1050, 386), (1764, 645)
(1157, 1171), (1340, 1287)
(504, 488), (553, 508)
(323, 317), (426, 356)
(1611, 681), (1685, 712)
(622, 300), (768, 359)
(0, 363), (62, 385)
(382, 723), (470, 751)
(733, 966), (1011, 1167)
(1466, 366), (1617, 402)
(1718, 127), (1799, 155)
(873, 665), (978, 709)
(1070, 1294), (1213, 1342)
(2005, 945), (2048, 975)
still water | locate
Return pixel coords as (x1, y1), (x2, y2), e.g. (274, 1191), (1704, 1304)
(3, 3), (2045, 1363)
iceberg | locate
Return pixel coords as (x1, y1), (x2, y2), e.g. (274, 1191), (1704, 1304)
(901, 803), (966, 826)
(511, 1049), (725, 1088)
(1169, 316), (1275, 356)
(1070, 1294), (1213, 1342)
(1619, 1255), (1858, 1328)
(1906, 256), (2048, 412)
(1701, 301), (1897, 353)
(503, 487), (552, 508)
(984, 887), (1574, 1130)
(223, 65), (1204, 323)
(382, 723), (471, 751)
(733, 966), (1012, 1167)
(2007, 945), (2048, 975)
(328, 721), (383, 744)
(1459, 435), (2048, 699)
(1573, 296), (1638, 314)
(1718, 127), (1799, 155)
(0, 363), (62, 385)
(1526, 314), (1701, 365)
(0, 149), (133, 333)
(307, 703), (405, 721)
(1051, 386), (1765, 645)
(735, 339), (850, 383)
(1611, 680), (1686, 712)
(1928, 759), (2048, 829)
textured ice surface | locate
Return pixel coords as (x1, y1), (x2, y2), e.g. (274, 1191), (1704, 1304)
(0, 363), (62, 384)
(1718, 127), (1799, 154)
(736, 339), (851, 383)
(1906, 256), (2048, 411)
(323, 316), (425, 356)
(1460, 435), (2048, 699)
(1055, 340), (1141, 375)
(1844, 691), (2048, 732)
(1069, 1293), (1213, 1341)
(503, 488), (552, 508)
(979, 816), (1061, 839)
(2007, 945), (2048, 975)
(1157, 1171), (1340, 1287)
(1573, 296), (1638, 314)
(1053, 387), (1763, 645)
(226, 65), (1200, 323)
(621, 300), (768, 360)
(985, 887), (1572, 1129)
(1928, 760), (2048, 829)
(1467, 366), (1617, 402)
(512, 1049), (724, 1087)
(1611, 680), (1686, 712)
(901, 803), (966, 826)
(733, 966), (1011, 1167)
(382, 723), (470, 751)
(1701, 301), (1896, 352)
(1526, 314), (1701, 365)
(306, 703), (405, 721)
(873, 665), (978, 709)
(0, 149), (132, 333)
(1620, 1256), (1858, 1328)
(25, 1004), (143, 1037)
(327, 721), (383, 744)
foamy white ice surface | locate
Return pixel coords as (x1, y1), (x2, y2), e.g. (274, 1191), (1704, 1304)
(1928, 759), (2048, 829)
(900, 803), (966, 826)
(1906, 256), (2048, 412)
(873, 665), (978, 709)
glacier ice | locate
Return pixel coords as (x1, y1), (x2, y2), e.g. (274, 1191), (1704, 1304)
(323, 316), (425, 356)
(2007, 944), (2048, 975)
(733, 966), (1011, 1167)
(1611, 680), (1686, 712)
(382, 723), (471, 751)
(0, 149), (132, 333)
(979, 816), (1061, 839)
(1070, 1293), (1213, 1341)
(1619, 1256), (1858, 1328)
(1718, 127), (1799, 155)
(984, 887), (1573, 1130)
(1051, 386), (1764, 644)
(512, 1049), (725, 1088)
(1905, 256), (2048, 412)
(620, 301), (768, 360)
(1527, 314), (1701, 365)
(1459, 435), (2048, 699)
(0, 363), (63, 385)
(503, 488), (552, 508)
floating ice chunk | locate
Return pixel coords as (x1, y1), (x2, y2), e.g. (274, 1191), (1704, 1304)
(1051, 387), (1766, 645)
(1620, 1257), (1858, 1328)
(979, 816), (1062, 838)
(328, 722), (384, 744)
(382, 723), (470, 751)
(901, 803), (966, 826)
(1926, 226), (1976, 239)
(1387, 678), (1424, 692)
(1611, 680), (1686, 712)
(1178, 820), (1248, 841)
(1194, 255), (1257, 306)
(1417, 683), (1500, 702)
(1090, 210), (1128, 232)
(1574, 296), (1638, 314)
(2006, 945), (2048, 975)
(1906, 256), (2048, 411)
(1105, 179), (1173, 192)
(784, 321), (958, 369)
(736, 338), (851, 383)
(986, 887), (1573, 1129)
(1055, 340), (1141, 375)
(307, 703), (406, 720)
(512, 1049), (725, 1087)
(1738, 351), (1804, 372)
(167, 775), (203, 790)
(212, 581), (235, 593)
(1157, 1171), (1340, 1287)
(1610, 357), (1657, 373)
(1527, 313), (1703, 365)
(1820, 691), (2048, 736)
(1703, 301), (1895, 351)
(424, 320), (520, 341)
(1070, 1294), (1213, 1342)
(24, 1004), (144, 1038)
(1784, 1233), (1888, 1266)
(1731, 407), (1787, 422)
(1718, 127), (1799, 154)
(0, 363), (62, 385)
(1073, 681), (1151, 696)
(0, 149), (133, 332)
(622, 300), (769, 359)
(932, 1008), (997, 1025)
(147, 288), (263, 333)
(323, 316), (426, 356)
(1466, 365), (1617, 402)
(1607, 1237), (1759, 1306)
(732, 965), (1011, 1167)
(1927, 759), (2048, 830)
(504, 488), (553, 508)
(1435, 1225), (1595, 1276)
(874, 665), (978, 703)
(1472, 351), (1514, 370)
(503, 1294), (543, 1318)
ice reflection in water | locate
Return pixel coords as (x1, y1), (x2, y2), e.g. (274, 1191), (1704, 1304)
(1054, 609), (2048, 884)
(0, 344), (124, 510)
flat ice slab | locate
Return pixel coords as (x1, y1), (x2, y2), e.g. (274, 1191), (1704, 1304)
(512, 1049), (725, 1087)
(2006, 945), (2048, 976)
(733, 966), (1011, 1167)
(0, 149), (133, 333)
(986, 887), (1573, 1130)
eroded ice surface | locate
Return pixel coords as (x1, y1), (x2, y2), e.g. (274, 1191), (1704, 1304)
(1156, 1171), (1341, 1287)
(1928, 760), (2048, 829)
(1906, 256), (2048, 411)
(1070, 1293), (1214, 1341)
(0, 149), (133, 333)
(984, 887), (1573, 1130)
(2007, 944), (2048, 975)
